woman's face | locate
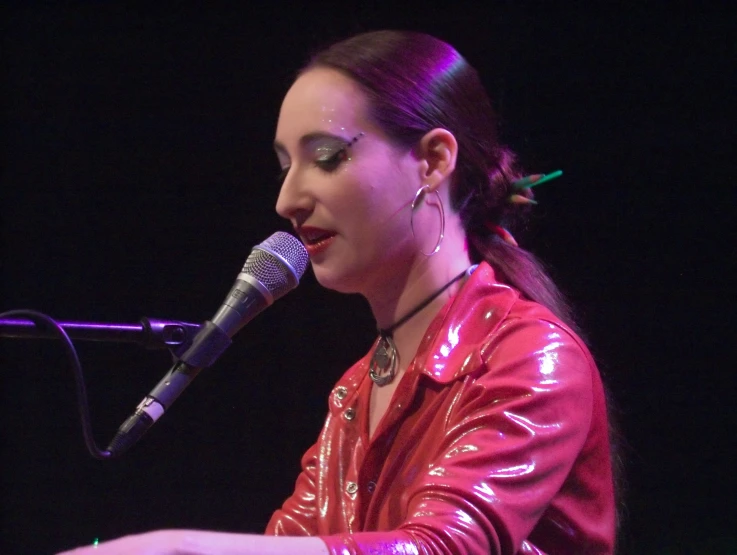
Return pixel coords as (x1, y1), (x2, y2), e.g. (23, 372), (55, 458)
(274, 67), (422, 296)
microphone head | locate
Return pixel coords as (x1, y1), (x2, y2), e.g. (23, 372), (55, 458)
(242, 231), (309, 301)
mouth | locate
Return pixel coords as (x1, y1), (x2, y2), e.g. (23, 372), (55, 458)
(297, 226), (337, 246)
(296, 226), (338, 258)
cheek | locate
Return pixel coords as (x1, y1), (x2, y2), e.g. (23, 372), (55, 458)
(332, 157), (416, 249)
(350, 182), (405, 237)
(356, 194), (414, 265)
(361, 159), (415, 216)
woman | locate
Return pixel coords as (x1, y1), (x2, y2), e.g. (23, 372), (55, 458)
(61, 30), (616, 554)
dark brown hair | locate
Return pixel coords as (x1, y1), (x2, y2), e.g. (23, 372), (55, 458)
(305, 30), (575, 327)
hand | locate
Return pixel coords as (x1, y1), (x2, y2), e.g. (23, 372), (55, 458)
(57, 529), (330, 555)
(57, 530), (181, 555)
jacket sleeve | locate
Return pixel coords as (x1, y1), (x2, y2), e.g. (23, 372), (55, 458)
(321, 318), (601, 554)
(265, 442), (320, 536)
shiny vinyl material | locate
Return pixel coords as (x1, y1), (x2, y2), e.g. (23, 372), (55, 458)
(267, 263), (615, 554)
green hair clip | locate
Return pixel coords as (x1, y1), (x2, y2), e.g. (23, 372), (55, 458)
(508, 170), (563, 206)
(512, 170), (563, 191)
(490, 170), (564, 247)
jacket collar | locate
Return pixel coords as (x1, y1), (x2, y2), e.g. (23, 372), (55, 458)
(412, 262), (520, 384)
(329, 262), (521, 413)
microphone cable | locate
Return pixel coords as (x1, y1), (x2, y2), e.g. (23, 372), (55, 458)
(0, 308), (114, 459)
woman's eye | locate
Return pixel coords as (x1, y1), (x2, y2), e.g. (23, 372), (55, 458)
(315, 148), (348, 172)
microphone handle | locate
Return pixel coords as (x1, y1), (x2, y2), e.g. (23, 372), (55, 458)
(106, 321), (232, 455)
(106, 360), (192, 454)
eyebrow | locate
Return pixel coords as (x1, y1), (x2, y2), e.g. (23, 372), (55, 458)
(273, 131), (352, 156)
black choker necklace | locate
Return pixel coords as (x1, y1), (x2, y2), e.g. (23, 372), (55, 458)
(369, 267), (470, 386)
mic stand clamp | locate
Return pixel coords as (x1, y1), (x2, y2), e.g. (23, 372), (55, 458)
(140, 318), (201, 358)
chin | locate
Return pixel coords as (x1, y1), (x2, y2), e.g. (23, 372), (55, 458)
(311, 261), (367, 295)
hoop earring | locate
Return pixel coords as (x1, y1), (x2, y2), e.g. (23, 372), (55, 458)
(410, 184), (445, 256)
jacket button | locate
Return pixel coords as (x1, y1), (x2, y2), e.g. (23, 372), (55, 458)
(367, 481), (376, 493)
(346, 481), (358, 494)
(344, 408), (356, 421)
(335, 386), (348, 400)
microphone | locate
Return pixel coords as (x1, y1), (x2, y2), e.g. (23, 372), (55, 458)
(106, 231), (308, 456)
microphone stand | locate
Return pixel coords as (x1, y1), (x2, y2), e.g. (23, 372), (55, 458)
(1, 312), (205, 459)
(0, 317), (201, 358)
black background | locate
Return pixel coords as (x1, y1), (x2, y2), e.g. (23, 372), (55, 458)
(1, 3), (734, 554)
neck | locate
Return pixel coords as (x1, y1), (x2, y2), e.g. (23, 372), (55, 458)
(366, 236), (471, 372)
(378, 266), (467, 337)
(367, 214), (471, 329)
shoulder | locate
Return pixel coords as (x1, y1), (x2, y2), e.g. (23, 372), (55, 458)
(418, 262), (596, 385)
(479, 297), (597, 404)
(488, 295), (595, 373)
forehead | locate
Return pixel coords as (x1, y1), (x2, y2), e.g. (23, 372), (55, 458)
(275, 67), (371, 144)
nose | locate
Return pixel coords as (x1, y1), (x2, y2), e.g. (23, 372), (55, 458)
(275, 167), (312, 226)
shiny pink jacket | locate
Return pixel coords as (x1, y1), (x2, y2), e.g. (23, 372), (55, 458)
(266, 263), (615, 554)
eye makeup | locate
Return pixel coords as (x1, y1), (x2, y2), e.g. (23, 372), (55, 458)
(276, 132), (365, 183)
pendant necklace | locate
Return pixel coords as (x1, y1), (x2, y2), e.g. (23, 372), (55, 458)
(369, 267), (470, 387)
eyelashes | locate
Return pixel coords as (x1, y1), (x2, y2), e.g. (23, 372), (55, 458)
(276, 147), (349, 184)
(315, 147), (349, 172)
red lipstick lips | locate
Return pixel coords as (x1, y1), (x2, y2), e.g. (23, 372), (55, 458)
(297, 226), (337, 258)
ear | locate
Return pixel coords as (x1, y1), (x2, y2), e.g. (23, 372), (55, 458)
(415, 128), (458, 191)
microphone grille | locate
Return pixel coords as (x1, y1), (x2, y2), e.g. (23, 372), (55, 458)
(243, 232), (309, 300)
